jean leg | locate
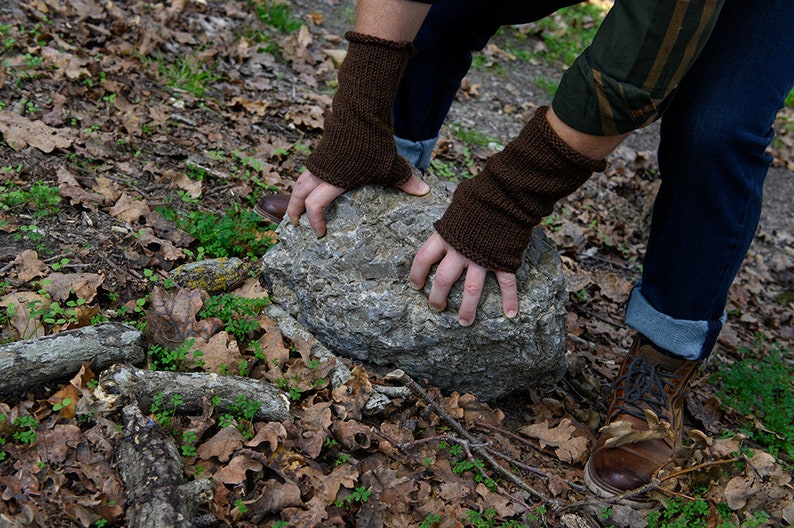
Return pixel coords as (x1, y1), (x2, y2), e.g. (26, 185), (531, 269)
(393, 0), (579, 168)
(626, 0), (794, 360)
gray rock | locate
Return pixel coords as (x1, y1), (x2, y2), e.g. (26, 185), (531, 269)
(260, 179), (567, 400)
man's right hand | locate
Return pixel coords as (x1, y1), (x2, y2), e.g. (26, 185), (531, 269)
(287, 168), (430, 237)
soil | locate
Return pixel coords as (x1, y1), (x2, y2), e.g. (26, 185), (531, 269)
(0, 0), (792, 526)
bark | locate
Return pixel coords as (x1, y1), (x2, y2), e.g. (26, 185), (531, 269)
(0, 322), (144, 399)
(117, 403), (215, 528)
(97, 364), (291, 422)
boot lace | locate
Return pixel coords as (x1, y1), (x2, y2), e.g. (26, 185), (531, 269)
(612, 356), (679, 423)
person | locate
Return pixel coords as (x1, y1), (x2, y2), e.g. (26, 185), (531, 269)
(255, 0), (794, 504)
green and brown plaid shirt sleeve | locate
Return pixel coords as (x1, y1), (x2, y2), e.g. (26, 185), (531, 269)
(552, 0), (724, 136)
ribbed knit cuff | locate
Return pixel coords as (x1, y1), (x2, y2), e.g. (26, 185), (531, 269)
(435, 107), (606, 272)
(305, 32), (415, 189)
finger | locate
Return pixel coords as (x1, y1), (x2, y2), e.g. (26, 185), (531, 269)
(410, 233), (447, 289)
(287, 170), (320, 225)
(496, 271), (519, 319)
(398, 171), (430, 196)
(458, 265), (486, 326)
(304, 183), (345, 237)
(428, 253), (465, 312)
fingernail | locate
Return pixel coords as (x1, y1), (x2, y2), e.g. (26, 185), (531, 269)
(418, 182), (430, 196)
(506, 309), (517, 319)
(458, 318), (472, 327)
(410, 281), (422, 290)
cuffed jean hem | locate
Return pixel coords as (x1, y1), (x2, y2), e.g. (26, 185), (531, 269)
(395, 135), (438, 170)
(625, 283), (726, 361)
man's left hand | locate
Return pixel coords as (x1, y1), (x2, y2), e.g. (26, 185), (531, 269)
(410, 232), (519, 326)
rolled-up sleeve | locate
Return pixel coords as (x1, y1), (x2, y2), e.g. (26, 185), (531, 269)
(552, 0), (723, 135)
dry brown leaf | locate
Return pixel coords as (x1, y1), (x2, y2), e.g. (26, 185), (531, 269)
(171, 170), (203, 199)
(41, 46), (90, 79)
(91, 176), (122, 203)
(230, 96), (270, 116)
(322, 48), (346, 67)
(245, 421), (287, 452)
(190, 331), (243, 374)
(0, 110), (74, 152)
(297, 401), (333, 459)
(213, 454), (263, 485)
(196, 426), (244, 463)
(246, 479), (303, 514)
(145, 286), (223, 348)
(35, 424), (82, 465)
(600, 409), (672, 449)
(136, 227), (185, 260)
(457, 393), (505, 428)
(58, 168), (109, 211)
(14, 249), (48, 282)
(44, 272), (105, 302)
(520, 418), (590, 464)
(724, 474), (761, 510)
(258, 316), (290, 370)
(108, 193), (151, 224)
(594, 270), (633, 303)
(0, 291), (49, 339)
(331, 365), (372, 421)
(298, 461), (359, 505)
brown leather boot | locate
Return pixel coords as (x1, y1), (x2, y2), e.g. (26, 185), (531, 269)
(584, 335), (702, 507)
(253, 194), (290, 224)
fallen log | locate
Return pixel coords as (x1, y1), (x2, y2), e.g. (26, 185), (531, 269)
(117, 403), (215, 528)
(97, 364), (291, 422)
(0, 322), (144, 399)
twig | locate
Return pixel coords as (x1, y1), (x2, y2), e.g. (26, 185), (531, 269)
(557, 457), (741, 513)
(385, 369), (550, 503)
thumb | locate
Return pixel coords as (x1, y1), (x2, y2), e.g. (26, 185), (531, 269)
(398, 171), (430, 197)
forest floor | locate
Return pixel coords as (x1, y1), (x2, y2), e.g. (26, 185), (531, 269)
(0, 0), (792, 527)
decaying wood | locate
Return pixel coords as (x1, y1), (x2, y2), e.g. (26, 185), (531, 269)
(117, 403), (215, 528)
(97, 364), (291, 422)
(0, 322), (144, 399)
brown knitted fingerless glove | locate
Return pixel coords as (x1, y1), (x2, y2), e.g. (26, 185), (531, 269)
(434, 106), (607, 272)
(305, 32), (415, 189)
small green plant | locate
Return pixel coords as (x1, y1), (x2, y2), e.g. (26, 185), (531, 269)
(150, 392), (183, 427)
(234, 498), (249, 515)
(713, 339), (794, 461)
(147, 338), (202, 371)
(419, 513), (442, 528)
(255, 1), (303, 33)
(172, 205), (277, 259)
(465, 507), (529, 528)
(334, 486), (371, 509)
(199, 294), (270, 341)
(157, 52), (221, 97)
(0, 180), (61, 218)
(452, 125), (493, 148)
(181, 430), (198, 457)
(217, 394), (263, 439)
(535, 75), (560, 96)
(646, 498), (710, 528)
(52, 397), (74, 412)
(335, 453), (350, 466)
(12, 415), (39, 445)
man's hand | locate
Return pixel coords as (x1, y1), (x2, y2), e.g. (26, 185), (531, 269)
(410, 232), (519, 326)
(287, 169), (430, 237)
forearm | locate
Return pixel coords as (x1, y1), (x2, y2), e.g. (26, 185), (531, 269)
(553, 0), (724, 135)
(355, 0), (433, 42)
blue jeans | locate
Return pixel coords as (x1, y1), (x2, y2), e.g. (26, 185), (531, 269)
(393, 0), (794, 360)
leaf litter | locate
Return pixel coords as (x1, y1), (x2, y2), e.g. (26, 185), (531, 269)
(0, 0), (792, 526)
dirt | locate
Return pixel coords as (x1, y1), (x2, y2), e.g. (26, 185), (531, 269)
(0, 0), (792, 526)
